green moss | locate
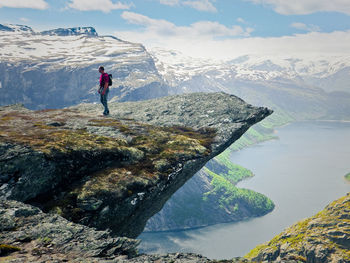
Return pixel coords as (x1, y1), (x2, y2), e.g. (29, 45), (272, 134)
(244, 242), (271, 259)
(0, 244), (21, 256)
(37, 236), (52, 245)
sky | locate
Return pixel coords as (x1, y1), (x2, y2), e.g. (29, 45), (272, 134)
(1, 0), (350, 59)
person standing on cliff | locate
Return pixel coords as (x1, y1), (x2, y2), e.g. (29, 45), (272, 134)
(98, 66), (110, 116)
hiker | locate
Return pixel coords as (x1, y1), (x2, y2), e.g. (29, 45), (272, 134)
(98, 66), (110, 116)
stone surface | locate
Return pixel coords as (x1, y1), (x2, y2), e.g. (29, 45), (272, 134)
(0, 92), (272, 239)
(245, 193), (350, 263)
(0, 199), (139, 262)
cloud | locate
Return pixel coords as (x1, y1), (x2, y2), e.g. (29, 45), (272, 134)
(159, 0), (217, 12)
(245, 0), (350, 15)
(0, 0), (48, 10)
(183, 0), (217, 12)
(291, 22), (320, 32)
(115, 13), (350, 60)
(121, 11), (252, 39)
(68, 0), (132, 13)
(20, 17), (30, 22)
(159, 0), (179, 6)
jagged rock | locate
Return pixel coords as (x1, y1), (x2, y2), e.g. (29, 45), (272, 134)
(245, 193), (350, 263)
(0, 199), (139, 262)
(0, 92), (272, 239)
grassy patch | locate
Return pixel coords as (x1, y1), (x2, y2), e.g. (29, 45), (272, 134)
(0, 244), (21, 256)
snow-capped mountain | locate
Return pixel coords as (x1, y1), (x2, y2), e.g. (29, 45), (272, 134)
(41, 27), (98, 37)
(0, 24), (168, 109)
(150, 47), (350, 93)
(150, 47), (350, 120)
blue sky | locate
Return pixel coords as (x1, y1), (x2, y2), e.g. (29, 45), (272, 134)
(1, 0), (350, 58)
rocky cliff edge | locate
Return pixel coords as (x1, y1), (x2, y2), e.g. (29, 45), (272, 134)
(0, 92), (271, 260)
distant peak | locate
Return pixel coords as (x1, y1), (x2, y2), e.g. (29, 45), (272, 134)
(40, 27), (98, 37)
(0, 24), (34, 33)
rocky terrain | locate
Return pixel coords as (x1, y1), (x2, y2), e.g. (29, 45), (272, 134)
(245, 193), (350, 263)
(2, 193), (349, 262)
(0, 92), (271, 261)
(0, 22), (279, 248)
(0, 199), (138, 262)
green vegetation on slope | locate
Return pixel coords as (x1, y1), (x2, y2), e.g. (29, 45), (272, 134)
(230, 110), (293, 151)
(345, 173), (350, 182)
(212, 151), (253, 184)
(203, 167), (274, 214)
(245, 194), (350, 262)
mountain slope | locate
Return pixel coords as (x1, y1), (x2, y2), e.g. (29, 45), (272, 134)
(0, 24), (169, 109)
(151, 48), (350, 121)
(245, 193), (350, 263)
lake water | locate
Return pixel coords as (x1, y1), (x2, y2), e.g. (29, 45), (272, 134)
(138, 121), (350, 259)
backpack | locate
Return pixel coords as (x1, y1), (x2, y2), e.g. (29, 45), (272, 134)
(108, 74), (112, 86)
(102, 73), (113, 86)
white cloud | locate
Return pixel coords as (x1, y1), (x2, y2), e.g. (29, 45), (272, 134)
(183, 0), (217, 12)
(115, 13), (350, 60)
(159, 0), (217, 12)
(20, 17), (30, 22)
(291, 22), (320, 32)
(121, 11), (251, 39)
(0, 0), (48, 10)
(245, 0), (350, 15)
(160, 0), (179, 6)
(237, 17), (245, 23)
(68, 0), (132, 13)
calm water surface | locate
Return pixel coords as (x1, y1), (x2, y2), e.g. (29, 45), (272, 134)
(139, 121), (350, 259)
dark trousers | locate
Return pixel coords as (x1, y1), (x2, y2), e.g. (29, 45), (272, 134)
(100, 88), (109, 114)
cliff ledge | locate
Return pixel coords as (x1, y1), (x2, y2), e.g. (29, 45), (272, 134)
(0, 92), (271, 260)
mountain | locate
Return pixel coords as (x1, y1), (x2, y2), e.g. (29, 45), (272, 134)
(150, 47), (350, 120)
(0, 24), (169, 110)
(245, 193), (350, 262)
(0, 92), (272, 239)
(41, 27), (98, 36)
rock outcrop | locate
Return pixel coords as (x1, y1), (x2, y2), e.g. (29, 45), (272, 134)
(0, 92), (272, 240)
(245, 193), (350, 263)
(0, 199), (138, 262)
